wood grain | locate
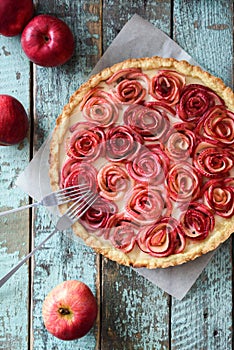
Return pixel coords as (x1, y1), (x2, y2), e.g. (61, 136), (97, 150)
(0, 1), (233, 349)
(101, 1), (171, 349)
(31, 1), (102, 349)
(171, 1), (233, 349)
(101, 260), (170, 350)
(0, 36), (31, 349)
(173, 0), (233, 87)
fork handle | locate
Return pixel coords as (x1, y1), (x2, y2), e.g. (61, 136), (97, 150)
(0, 228), (58, 288)
(0, 202), (40, 217)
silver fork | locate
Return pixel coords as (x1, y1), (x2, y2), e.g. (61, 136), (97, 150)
(0, 190), (98, 288)
(0, 184), (90, 217)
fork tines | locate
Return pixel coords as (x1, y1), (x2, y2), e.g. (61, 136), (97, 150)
(67, 190), (97, 221)
(56, 184), (91, 205)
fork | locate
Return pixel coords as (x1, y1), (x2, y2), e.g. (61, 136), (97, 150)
(0, 189), (98, 288)
(0, 184), (90, 217)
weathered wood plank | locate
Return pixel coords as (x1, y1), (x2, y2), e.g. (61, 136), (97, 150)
(0, 36), (31, 349)
(101, 2), (171, 349)
(173, 0), (233, 87)
(101, 259), (170, 350)
(0, 1), (233, 350)
(32, 1), (102, 349)
(103, 0), (171, 46)
(171, 1), (233, 349)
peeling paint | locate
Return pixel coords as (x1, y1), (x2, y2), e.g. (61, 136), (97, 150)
(0, 246), (28, 350)
(17, 140), (27, 151)
(2, 46), (11, 56)
(0, 1), (233, 349)
(0, 214), (29, 257)
(207, 23), (229, 30)
(86, 20), (101, 58)
(32, 206), (98, 349)
(83, 3), (100, 16)
(194, 20), (199, 29)
(0, 8), (30, 350)
(16, 72), (21, 80)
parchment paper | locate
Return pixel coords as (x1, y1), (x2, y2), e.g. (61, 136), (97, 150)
(16, 14), (214, 300)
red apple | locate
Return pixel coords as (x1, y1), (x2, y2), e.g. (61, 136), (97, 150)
(42, 280), (98, 340)
(0, 95), (29, 146)
(21, 15), (75, 67)
(0, 0), (34, 37)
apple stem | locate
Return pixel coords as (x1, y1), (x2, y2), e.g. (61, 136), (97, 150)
(43, 35), (50, 43)
(58, 307), (70, 315)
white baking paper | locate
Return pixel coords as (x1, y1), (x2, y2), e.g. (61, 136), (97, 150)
(16, 14), (214, 300)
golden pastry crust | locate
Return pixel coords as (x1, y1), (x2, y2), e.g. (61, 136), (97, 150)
(49, 56), (234, 268)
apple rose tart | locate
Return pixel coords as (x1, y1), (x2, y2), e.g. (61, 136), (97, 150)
(50, 56), (234, 268)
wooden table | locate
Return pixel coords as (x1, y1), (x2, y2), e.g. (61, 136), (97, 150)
(0, 1), (233, 349)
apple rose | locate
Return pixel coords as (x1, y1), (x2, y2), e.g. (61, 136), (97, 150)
(166, 162), (202, 203)
(125, 185), (165, 224)
(203, 178), (234, 218)
(137, 217), (186, 257)
(97, 163), (131, 201)
(106, 213), (139, 253)
(79, 87), (119, 127)
(106, 125), (143, 162)
(180, 202), (215, 240)
(67, 122), (105, 162)
(196, 105), (234, 146)
(126, 145), (169, 185)
(123, 102), (172, 142)
(79, 196), (117, 233)
(149, 70), (185, 106)
(194, 145), (233, 178)
(165, 123), (196, 161)
(106, 68), (149, 104)
(177, 84), (224, 122)
(60, 159), (97, 192)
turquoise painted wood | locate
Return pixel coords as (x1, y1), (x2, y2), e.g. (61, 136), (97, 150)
(0, 35), (30, 349)
(171, 1), (233, 349)
(101, 1), (171, 349)
(0, 1), (233, 349)
(32, 1), (101, 349)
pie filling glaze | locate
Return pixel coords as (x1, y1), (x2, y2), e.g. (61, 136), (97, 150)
(50, 57), (234, 268)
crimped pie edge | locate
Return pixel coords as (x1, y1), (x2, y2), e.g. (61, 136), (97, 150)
(49, 56), (234, 268)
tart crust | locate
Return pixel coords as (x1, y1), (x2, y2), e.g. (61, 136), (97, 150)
(49, 56), (234, 268)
